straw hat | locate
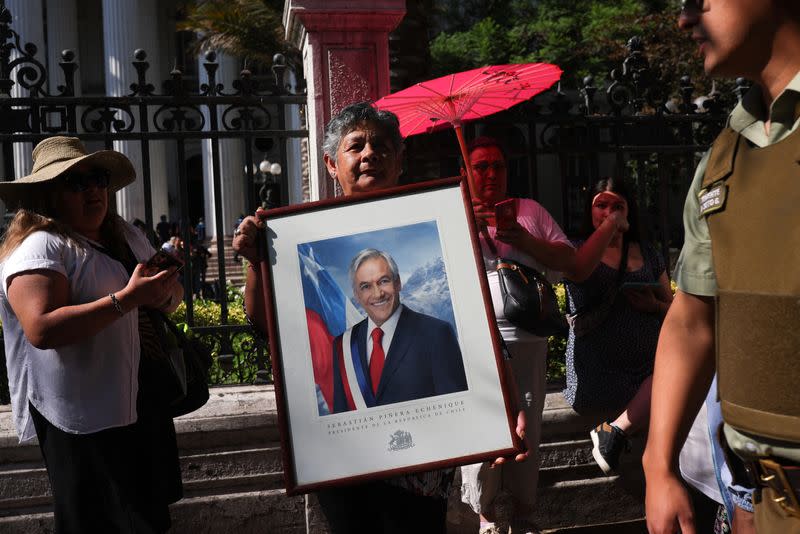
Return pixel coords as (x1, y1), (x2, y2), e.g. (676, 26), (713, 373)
(0, 136), (135, 208)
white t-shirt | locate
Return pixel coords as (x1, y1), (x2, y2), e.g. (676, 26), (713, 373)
(680, 401), (724, 504)
(0, 221), (155, 442)
(479, 198), (572, 344)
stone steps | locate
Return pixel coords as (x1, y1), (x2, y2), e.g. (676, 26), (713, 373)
(0, 385), (288, 532)
(203, 237), (246, 288)
(171, 489), (307, 534)
(0, 489), (310, 534)
(0, 386), (647, 533)
(0, 446), (286, 513)
(534, 392), (646, 531)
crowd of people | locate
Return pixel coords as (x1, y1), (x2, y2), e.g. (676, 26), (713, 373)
(145, 214), (213, 300)
(0, 1), (797, 533)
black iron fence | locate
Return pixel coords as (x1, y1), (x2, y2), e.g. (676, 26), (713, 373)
(405, 37), (747, 269)
(0, 2), (308, 392)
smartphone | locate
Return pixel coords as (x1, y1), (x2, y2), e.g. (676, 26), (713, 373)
(145, 250), (184, 273)
(494, 198), (517, 230)
(620, 281), (661, 291)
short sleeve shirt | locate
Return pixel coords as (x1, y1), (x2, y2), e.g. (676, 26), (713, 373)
(0, 221), (155, 442)
(674, 71), (800, 296)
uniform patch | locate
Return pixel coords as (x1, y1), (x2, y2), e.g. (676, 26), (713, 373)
(698, 183), (728, 217)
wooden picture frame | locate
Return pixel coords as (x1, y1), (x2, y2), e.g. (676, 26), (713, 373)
(260, 177), (521, 494)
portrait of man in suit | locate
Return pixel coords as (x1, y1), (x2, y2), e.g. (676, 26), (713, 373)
(331, 248), (468, 413)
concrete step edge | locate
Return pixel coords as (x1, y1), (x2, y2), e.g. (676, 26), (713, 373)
(0, 472), (289, 514)
(0, 496), (51, 515)
(180, 445), (280, 460)
(0, 461), (45, 474)
(182, 473), (283, 495)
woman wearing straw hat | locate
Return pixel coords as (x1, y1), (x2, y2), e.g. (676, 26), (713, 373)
(0, 136), (184, 533)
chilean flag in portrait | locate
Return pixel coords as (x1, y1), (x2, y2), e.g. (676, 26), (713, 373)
(298, 243), (362, 415)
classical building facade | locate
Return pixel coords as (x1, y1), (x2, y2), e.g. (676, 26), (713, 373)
(4, 0), (304, 238)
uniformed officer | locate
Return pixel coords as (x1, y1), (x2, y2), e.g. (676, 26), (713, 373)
(643, 1), (800, 533)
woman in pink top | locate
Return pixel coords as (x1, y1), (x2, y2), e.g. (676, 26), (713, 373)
(459, 137), (628, 534)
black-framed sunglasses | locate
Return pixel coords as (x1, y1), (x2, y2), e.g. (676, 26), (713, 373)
(681, 0), (705, 13)
(61, 168), (111, 192)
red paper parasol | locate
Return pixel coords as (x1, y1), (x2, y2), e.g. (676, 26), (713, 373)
(374, 63), (562, 194)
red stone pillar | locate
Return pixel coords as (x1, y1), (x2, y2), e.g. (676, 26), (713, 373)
(284, 0), (406, 200)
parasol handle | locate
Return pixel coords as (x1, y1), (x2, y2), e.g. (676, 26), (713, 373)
(453, 120), (495, 247)
(453, 121), (476, 197)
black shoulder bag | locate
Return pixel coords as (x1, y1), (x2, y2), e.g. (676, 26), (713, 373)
(484, 232), (567, 337)
(147, 310), (213, 418)
(91, 240), (212, 418)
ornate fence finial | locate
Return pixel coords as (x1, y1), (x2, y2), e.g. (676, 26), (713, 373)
(131, 49), (155, 96)
(164, 61), (187, 99)
(607, 36), (665, 115)
(679, 75), (696, 114)
(581, 75), (597, 115)
(234, 58), (258, 96)
(272, 53), (286, 94)
(200, 50), (220, 96)
(57, 49), (77, 96)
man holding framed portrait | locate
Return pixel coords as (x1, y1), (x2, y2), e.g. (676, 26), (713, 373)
(234, 102), (526, 533)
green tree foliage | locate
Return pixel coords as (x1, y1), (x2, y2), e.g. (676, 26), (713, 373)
(546, 282), (567, 383)
(430, 18), (518, 75)
(178, 0), (298, 68)
(169, 293), (269, 385)
(430, 0), (705, 90)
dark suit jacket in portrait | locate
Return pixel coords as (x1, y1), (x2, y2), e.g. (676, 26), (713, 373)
(331, 306), (468, 413)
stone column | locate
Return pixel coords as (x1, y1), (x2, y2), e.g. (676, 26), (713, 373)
(285, 68), (304, 206)
(6, 0), (44, 179)
(283, 0), (405, 200)
(44, 0), (80, 95)
(102, 0), (169, 223)
(199, 52), (246, 239)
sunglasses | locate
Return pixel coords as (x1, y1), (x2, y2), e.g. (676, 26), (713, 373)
(680, 0), (705, 13)
(472, 161), (507, 173)
(61, 169), (111, 192)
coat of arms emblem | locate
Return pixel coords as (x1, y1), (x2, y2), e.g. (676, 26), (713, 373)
(388, 430), (414, 451)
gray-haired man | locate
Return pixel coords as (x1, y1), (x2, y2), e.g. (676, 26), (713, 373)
(331, 248), (467, 412)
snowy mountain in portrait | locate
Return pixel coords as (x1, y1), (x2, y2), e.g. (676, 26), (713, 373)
(399, 256), (456, 332)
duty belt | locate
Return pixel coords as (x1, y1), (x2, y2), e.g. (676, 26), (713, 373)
(747, 458), (800, 518)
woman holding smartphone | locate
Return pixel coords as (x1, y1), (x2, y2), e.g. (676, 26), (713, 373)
(0, 137), (184, 533)
(563, 177), (672, 475)
(459, 138), (626, 534)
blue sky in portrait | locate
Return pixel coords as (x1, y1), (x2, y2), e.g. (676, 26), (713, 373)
(304, 220), (443, 293)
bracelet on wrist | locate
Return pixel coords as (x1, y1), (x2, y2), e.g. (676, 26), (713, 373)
(109, 293), (124, 316)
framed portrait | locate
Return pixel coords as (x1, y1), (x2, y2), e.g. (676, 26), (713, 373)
(261, 177), (521, 494)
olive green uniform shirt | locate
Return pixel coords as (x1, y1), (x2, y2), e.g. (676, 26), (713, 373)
(674, 70), (800, 462)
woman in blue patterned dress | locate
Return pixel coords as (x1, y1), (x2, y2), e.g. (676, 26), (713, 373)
(563, 178), (673, 474)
